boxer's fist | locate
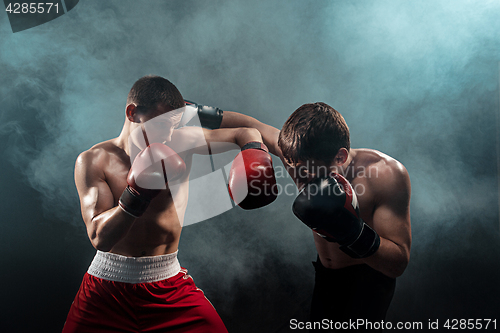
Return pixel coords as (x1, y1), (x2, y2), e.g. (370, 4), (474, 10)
(119, 143), (186, 217)
(183, 100), (223, 129)
(228, 142), (277, 210)
(292, 173), (380, 258)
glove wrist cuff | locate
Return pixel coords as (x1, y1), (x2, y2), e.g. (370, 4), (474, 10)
(339, 222), (380, 258)
(241, 141), (269, 153)
(118, 186), (151, 218)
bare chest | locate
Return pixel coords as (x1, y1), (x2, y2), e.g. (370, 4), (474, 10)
(349, 176), (376, 225)
(103, 156), (185, 244)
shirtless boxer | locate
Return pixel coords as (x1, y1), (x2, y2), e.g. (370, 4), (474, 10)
(215, 102), (411, 329)
(62, 75), (276, 333)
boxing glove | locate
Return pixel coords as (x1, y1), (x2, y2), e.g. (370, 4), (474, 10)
(119, 143), (186, 217)
(292, 173), (380, 258)
(228, 142), (277, 210)
(181, 100), (223, 129)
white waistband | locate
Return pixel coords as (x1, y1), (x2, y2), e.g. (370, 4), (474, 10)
(87, 250), (181, 284)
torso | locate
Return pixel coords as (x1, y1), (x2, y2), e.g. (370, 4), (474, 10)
(84, 127), (201, 257)
(288, 148), (403, 269)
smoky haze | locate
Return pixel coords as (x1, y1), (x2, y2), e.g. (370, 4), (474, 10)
(0, 0), (499, 332)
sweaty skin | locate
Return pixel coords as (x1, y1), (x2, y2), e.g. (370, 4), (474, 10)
(220, 111), (411, 279)
(75, 105), (263, 257)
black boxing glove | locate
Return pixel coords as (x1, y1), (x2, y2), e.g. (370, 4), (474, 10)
(180, 100), (223, 129)
(292, 173), (380, 258)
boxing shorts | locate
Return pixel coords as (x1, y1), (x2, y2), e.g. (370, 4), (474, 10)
(310, 257), (396, 331)
(62, 250), (228, 333)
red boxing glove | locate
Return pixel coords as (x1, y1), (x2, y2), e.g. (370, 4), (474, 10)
(119, 143), (186, 217)
(228, 142), (277, 210)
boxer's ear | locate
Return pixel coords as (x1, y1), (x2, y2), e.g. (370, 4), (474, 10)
(126, 104), (139, 123)
(335, 148), (349, 166)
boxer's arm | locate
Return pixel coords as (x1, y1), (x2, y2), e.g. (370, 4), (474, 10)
(179, 127), (265, 155)
(203, 127), (264, 153)
(75, 150), (135, 252)
(359, 163), (411, 278)
(220, 112), (307, 187)
(220, 111), (281, 157)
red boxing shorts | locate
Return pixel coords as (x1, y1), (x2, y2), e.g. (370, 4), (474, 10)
(62, 250), (228, 333)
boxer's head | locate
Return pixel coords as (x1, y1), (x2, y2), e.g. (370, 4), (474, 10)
(125, 75), (185, 146)
(126, 75), (185, 123)
(278, 102), (350, 176)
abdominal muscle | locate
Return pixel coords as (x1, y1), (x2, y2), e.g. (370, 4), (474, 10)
(109, 178), (190, 258)
(313, 232), (362, 269)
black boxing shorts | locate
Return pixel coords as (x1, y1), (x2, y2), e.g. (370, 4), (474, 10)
(310, 257), (396, 332)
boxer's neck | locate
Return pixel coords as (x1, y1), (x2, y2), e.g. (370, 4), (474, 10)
(116, 119), (141, 156)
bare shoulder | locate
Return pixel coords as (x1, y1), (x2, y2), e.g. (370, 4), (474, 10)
(75, 139), (119, 179)
(76, 140), (111, 165)
(355, 149), (410, 200)
(169, 127), (208, 154)
(172, 126), (207, 145)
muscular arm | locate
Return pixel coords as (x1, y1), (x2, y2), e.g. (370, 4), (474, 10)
(360, 163), (412, 278)
(75, 150), (135, 252)
(203, 127), (264, 152)
(175, 126), (266, 156)
(220, 111), (282, 157)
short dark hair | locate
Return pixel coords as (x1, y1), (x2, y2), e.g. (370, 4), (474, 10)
(278, 102), (350, 165)
(127, 75), (184, 114)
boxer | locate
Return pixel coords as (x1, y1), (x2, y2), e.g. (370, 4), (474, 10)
(214, 101), (411, 331)
(63, 75), (276, 333)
